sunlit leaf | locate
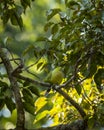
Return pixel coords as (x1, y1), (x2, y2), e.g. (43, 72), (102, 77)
(35, 97), (47, 113)
(36, 62), (44, 70)
(0, 80), (8, 88)
(36, 101), (53, 114)
(36, 110), (49, 121)
(47, 8), (61, 21)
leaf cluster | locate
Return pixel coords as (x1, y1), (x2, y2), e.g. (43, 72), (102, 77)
(0, 0), (34, 29)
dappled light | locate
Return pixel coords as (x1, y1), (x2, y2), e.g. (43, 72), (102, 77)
(0, 0), (104, 130)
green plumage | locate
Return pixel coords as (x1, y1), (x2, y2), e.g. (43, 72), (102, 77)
(45, 67), (64, 85)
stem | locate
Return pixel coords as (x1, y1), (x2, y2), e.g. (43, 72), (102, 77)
(0, 47), (25, 129)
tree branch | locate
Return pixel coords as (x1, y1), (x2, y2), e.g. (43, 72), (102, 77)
(54, 86), (87, 119)
(0, 47), (25, 130)
(15, 74), (87, 121)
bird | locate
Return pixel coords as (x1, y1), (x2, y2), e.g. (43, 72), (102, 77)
(45, 67), (64, 85)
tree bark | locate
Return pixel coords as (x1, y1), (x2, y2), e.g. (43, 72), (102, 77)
(0, 47), (25, 130)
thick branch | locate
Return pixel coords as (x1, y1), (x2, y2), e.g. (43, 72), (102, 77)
(54, 86), (86, 119)
(15, 74), (87, 120)
(15, 74), (51, 87)
(0, 47), (25, 130)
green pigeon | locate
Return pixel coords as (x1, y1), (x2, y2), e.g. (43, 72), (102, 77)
(45, 67), (64, 85)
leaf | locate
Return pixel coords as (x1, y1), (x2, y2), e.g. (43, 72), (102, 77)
(37, 101), (53, 114)
(0, 99), (5, 110)
(22, 44), (35, 56)
(22, 89), (34, 106)
(87, 60), (97, 78)
(35, 110), (49, 121)
(94, 68), (104, 92)
(10, 13), (19, 26)
(23, 102), (35, 115)
(0, 80), (8, 88)
(75, 84), (82, 95)
(2, 11), (10, 25)
(44, 22), (54, 32)
(34, 112), (49, 127)
(23, 81), (30, 87)
(88, 116), (95, 128)
(66, 1), (80, 9)
(35, 97), (47, 113)
(51, 24), (59, 35)
(36, 62), (44, 70)
(15, 5), (24, 16)
(29, 86), (40, 97)
(4, 88), (12, 98)
(21, 0), (28, 11)
(10, 10), (23, 30)
(36, 37), (47, 42)
(5, 98), (16, 113)
(23, 0), (31, 7)
(46, 8), (61, 21)
(3, 37), (13, 46)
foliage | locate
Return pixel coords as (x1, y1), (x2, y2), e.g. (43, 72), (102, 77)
(0, 0), (104, 129)
(0, 0), (35, 30)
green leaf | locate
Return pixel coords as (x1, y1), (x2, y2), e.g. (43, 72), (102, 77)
(21, 0), (28, 11)
(10, 13), (19, 26)
(23, 81), (30, 87)
(22, 89), (34, 106)
(47, 8), (61, 21)
(23, 0), (31, 7)
(15, 5), (24, 16)
(36, 37), (47, 42)
(29, 86), (40, 97)
(0, 99), (5, 110)
(4, 88), (12, 98)
(10, 10), (23, 30)
(75, 84), (82, 95)
(66, 1), (80, 9)
(5, 98), (16, 113)
(23, 102), (35, 115)
(44, 22), (54, 32)
(87, 60), (97, 78)
(88, 116), (95, 128)
(94, 68), (104, 92)
(0, 80), (8, 88)
(37, 62), (44, 70)
(22, 44), (35, 56)
(51, 24), (59, 35)
(2, 11), (10, 25)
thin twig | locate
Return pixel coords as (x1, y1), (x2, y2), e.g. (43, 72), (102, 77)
(0, 58), (21, 64)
